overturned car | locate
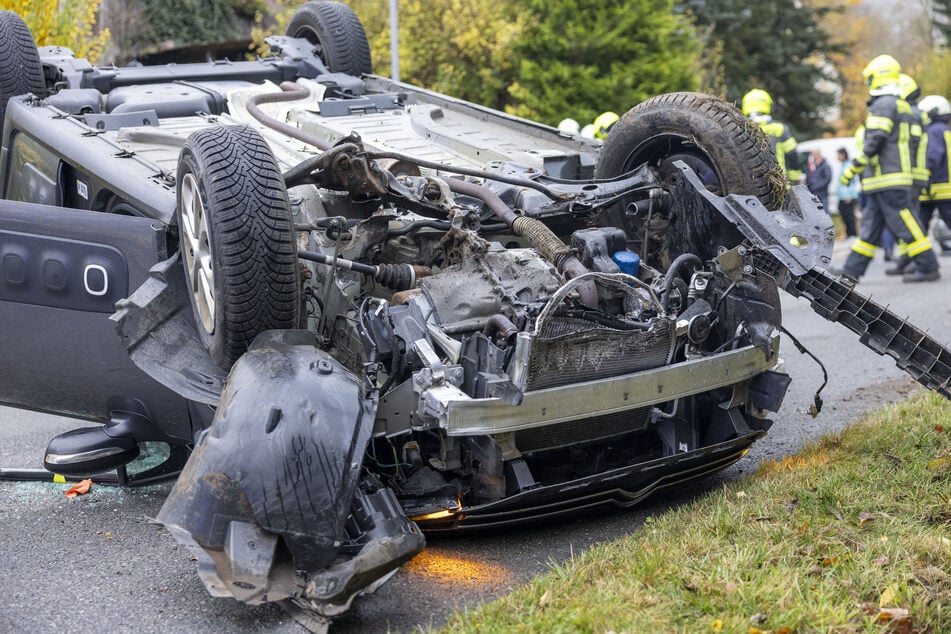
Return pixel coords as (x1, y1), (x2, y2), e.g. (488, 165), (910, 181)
(1, 2), (949, 619)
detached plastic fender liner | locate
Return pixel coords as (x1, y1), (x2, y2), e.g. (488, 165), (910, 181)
(157, 330), (377, 573)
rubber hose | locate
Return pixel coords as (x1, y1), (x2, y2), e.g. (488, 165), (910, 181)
(662, 253), (703, 311)
(512, 218), (597, 308)
(246, 82), (332, 151)
(446, 178), (519, 225)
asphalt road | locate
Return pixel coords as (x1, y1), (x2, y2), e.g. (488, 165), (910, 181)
(1, 246), (949, 633)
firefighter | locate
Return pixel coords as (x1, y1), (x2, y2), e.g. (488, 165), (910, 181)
(917, 94), (951, 256)
(741, 88), (802, 182)
(886, 73), (929, 274)
(838, 55), (940, 283)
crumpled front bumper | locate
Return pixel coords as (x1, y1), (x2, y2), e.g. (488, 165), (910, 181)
(421, 333), (780, 435)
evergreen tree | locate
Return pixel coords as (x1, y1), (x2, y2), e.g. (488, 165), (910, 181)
(680, 0), (844, 138)
(934, 0), (951, 46)
(505, 0), (701, 127)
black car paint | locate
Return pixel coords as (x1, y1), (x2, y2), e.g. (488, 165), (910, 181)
(0, 199), (195, 440)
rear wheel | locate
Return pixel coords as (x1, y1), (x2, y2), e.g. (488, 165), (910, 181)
(595, 92), (785, 267)
(0, 11), (46, 124)
(286, 1), (373, 76)
(176, 125), (300, 369)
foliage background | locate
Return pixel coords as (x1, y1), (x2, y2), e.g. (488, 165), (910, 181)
(5, 0), (109, 61)
(9, 0), (951, 140)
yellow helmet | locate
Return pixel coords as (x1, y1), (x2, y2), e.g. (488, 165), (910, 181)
(863, 55), (901, 91)
(593, 112), (619, 139)
(741, 89), (772, 116)
(898, 73), (920, 101)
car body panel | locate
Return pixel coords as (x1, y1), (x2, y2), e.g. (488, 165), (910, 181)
(0, 199), (194, 439)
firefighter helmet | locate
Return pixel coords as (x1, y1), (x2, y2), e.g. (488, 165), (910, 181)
(741, 89), (772, 116)
(593, 112), (619, 139)
(898, 74), (920, 101)
(863, 55), (901, 92)
(557, 118), (581, 136)
(918, 95), (951, 119)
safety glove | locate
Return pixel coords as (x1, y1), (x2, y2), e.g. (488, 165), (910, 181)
(839, 156), (867, 185)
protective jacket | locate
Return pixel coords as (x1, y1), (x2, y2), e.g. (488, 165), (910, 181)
(758, 120), (801, 181)
(854, 94), (914, 192)
(904, 102), (929, 195)
(805, 158), (831, 197)
(925, 118), (951, 201)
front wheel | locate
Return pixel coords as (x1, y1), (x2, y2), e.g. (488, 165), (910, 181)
(176, 125), (301, 369)
(595, 92), (786, 267)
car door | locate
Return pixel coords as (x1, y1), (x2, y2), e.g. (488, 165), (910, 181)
(0, 199), (196, 442)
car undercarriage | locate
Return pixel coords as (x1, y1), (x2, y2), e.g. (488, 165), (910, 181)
(0, 2), (949, 620)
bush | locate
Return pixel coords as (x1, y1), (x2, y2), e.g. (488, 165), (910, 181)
(8, 0), (110, 62)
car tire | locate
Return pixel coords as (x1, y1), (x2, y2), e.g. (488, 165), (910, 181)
(176, 125), (300, 370)
(595, 92), (786, 266)
(0, 11), (47, 125)
(286, 1), (373, 76)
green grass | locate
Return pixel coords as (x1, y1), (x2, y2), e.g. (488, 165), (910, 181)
(439, 390), (951, 633)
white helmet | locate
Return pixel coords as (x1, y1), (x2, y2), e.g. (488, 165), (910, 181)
(557, 118), (581, 136)
(580, 123), (596, 139)
(918, 95), (951, 119)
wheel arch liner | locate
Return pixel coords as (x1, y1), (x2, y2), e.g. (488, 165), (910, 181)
(156, 331), (377, 575)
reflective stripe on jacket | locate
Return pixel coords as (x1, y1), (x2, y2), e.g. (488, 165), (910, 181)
(925, 120), (951, 200)
(857, 95), (914, 192)
(759, 120), (801, 181)
(905, 102), (929, 193)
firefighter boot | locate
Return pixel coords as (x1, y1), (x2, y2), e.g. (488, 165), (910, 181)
(885, 255), (914, 275)
(902, 269), (940, 282)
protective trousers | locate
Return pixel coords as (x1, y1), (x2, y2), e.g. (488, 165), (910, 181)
(919, 200), (951, 250)
(843, 188), (939, 278)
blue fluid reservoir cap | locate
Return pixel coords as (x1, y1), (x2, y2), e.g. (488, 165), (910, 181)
(612, 250), (641, 277)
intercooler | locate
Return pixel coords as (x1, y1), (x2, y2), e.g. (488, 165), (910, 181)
(525, 274), (675, 391)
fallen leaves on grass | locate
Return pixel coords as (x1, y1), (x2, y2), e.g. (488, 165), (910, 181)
(65, 479), (93, 497)
(879, 586), (897, 607)
(876, 607), (911, 630)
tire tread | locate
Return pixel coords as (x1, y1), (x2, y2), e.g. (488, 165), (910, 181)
(286, 1), (372, 76)
(0, 11), (47, 124)
(178, 125), (300, 368)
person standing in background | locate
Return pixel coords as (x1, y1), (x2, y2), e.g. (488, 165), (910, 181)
(836, 147), (859, 238)
(918, 95), (951, 252)
(805, 149), (832, 212)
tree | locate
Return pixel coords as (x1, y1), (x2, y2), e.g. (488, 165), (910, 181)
(933, 0), (951, 45)
(250, 0), (703, 127)
(680, 0), (844, 138)
(8, 0), (110, 61)
(359, 0), (523, 111)
(505, 0), (701, 127)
